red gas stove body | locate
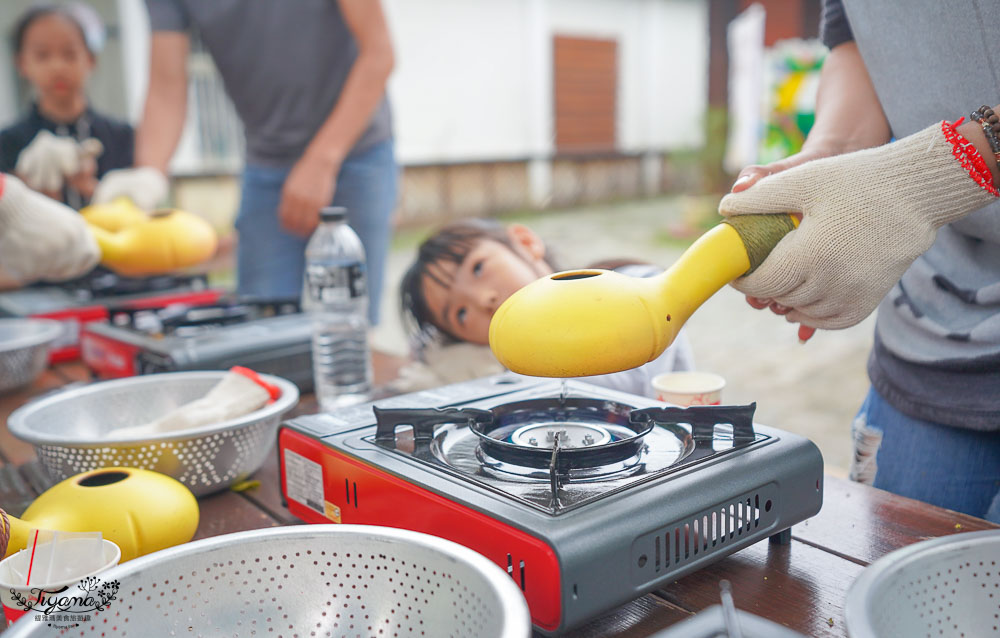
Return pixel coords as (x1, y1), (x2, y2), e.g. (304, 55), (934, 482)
(278, 376), (824, 635)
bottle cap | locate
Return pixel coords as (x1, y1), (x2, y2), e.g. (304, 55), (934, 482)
(320, 206), (348, 222)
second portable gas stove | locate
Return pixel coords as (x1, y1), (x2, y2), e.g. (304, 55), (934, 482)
(0, 271), (222, 362)
(279, 375), (824, 635)
(80, 298), (314, 389)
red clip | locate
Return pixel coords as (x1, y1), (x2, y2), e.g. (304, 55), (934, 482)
(230, 366), (281, 402)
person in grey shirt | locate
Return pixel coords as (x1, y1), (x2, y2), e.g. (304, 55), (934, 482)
(93, 0), (397, 325)
(718, 0), (999, 523)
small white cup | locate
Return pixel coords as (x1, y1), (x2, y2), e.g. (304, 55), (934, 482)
(651, 371), (726, 407)
(0, 537), (121, 627)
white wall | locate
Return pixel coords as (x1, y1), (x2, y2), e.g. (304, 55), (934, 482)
(383, 0), (537, 164)
(384, 0), (708, 165)
(108, 0), (709, 169)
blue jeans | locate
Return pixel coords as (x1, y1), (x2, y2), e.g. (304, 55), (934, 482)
(234, 138), (398, 324)
(850, 387), (1000, 523)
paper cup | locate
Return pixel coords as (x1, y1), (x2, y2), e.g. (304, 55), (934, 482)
(0, 538), (120, 627)
(652, 371), (726, 406)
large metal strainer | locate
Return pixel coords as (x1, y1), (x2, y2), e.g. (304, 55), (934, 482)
(5, 525), (532, 638)
(0, 318), (62, 394)
(7, 371), (299, 496)
(845, 529), (1000, 637)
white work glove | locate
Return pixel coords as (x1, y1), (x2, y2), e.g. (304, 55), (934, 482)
(111, 368), (278, 438)
(719, 121), (998, 330)
(0, 173), (100, 283)
(92, 166), (169, 211)
(14, 130), (103, 193)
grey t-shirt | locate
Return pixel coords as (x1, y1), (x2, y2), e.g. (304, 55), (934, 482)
(146, 0), (392, 166)
(823, 0), (1000, 430)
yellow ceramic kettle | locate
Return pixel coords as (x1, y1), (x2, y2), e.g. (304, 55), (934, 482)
(80, 197), (218, 277)
(1, 467), (199, 562)
(489, 214), (797, 378)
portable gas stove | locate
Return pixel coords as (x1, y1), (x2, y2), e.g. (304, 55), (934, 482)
(0, 271), (222, 362)
(80, 298), (314, 389)
(279, 375), (823, 635)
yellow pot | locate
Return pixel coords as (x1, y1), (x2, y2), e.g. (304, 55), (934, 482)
(79, 196), (149, 233)
(85, 205), (218, 277)
(2, 467), (199, 562)
(489, 214), (797, 378)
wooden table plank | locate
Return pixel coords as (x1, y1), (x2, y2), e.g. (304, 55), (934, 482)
(795, 476), (999, 566)
(50, 361), (93, 384)
(0, 368), (72, 465)
(657, 538), (865, 638)
(241, 447), (299, 525)
(193, 491), (282, 541)
(556, 595), (693, 638)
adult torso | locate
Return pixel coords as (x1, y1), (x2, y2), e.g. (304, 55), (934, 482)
(842, 0), (1000, 428)
(157, 0), (391, 166)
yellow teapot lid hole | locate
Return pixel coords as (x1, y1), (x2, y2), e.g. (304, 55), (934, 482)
(551, 271), (602, 281)
(77, 470), (131, 487)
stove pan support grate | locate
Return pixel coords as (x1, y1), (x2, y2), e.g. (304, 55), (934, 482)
(628, 403), (757, 448)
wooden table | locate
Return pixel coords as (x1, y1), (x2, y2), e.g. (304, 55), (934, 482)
(1, 358), (996, 637)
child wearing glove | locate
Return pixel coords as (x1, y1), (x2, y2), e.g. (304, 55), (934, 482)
(0, 4), (133, 208)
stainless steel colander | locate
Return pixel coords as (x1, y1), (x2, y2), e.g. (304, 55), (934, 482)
(5, 525), (532, 638)
(7, 371), (299, 496)
(845, 529), (1000, 637)
(0, 318), (62, 394)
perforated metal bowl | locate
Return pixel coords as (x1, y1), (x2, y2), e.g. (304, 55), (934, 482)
(845, 529), (1000, 637)
(0, 318), (62, 394)
(8, 371), (299, 496)
(4, 525), (532, 638)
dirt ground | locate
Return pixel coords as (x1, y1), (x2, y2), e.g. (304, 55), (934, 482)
(373, 196), (874, 476)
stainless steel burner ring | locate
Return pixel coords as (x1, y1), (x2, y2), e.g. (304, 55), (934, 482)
(510, 422), (613, 449)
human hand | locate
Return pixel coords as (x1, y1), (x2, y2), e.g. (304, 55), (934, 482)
(730, 146), (843, 341)
(730, 145), (840, 194)
(719, 121), (997, 332)
(279, 153), (339, 237)
(0, 174), (100, 283)
(92, 166), (169, 211)
(14, 131), (103, 193)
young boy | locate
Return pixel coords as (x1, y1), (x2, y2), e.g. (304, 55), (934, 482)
(0, 4), (133, 208)
(399, 218), (695, 398)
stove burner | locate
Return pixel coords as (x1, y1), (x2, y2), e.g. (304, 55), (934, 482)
(470, 398), (655, 471)
(510, 422), (612, 449)
(371, 395), (762, 515)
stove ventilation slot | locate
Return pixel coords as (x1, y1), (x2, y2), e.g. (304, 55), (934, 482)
(631, 483), (779, 584)
(343, 478), (359, 508)
(506, 553), (526, 591)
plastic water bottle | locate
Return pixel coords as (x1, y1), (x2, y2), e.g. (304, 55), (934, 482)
(303, 206), (373, 410)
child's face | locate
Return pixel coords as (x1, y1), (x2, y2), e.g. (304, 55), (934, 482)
(17, 14), (94, 104)
(421, 229), (552, 345)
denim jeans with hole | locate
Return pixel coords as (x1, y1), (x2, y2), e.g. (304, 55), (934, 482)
(234, 138), (398, 325)
(850, 386), (1000, 523)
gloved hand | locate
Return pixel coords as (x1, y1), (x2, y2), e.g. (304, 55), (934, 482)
(0, 173), (100, 283)
(92, 166), (169, 211)
(718, 121), (998, 330)
(14, 130), (103, 193)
